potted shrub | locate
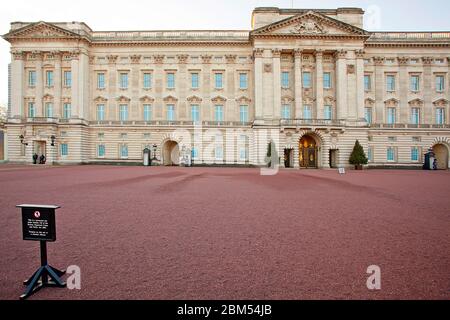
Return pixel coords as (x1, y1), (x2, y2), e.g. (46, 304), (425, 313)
(349, 140), (368, 170)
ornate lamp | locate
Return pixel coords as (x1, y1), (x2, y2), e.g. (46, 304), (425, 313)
(50, 135), (56, 146)
(19, 135), (28, 146)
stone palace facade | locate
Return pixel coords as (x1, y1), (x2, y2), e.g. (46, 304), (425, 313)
(3, 7), (450, 168)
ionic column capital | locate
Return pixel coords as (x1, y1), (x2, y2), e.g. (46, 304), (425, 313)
(271, 49), (282, 58)
(294, 49), (303, 58)
(11, 50), (25, 60)
(253, 48), (264, 58)
(334, 49), (347, 60)
(355, 49), (365, 59)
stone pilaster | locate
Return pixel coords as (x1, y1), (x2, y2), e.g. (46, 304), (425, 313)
(253, 49), (264, 122)
(53, 51), (62, 118)
(294, 49), (303, 119)
(272, 49), (281, 120)
(422, 57), (433, 124)
(10, 50), (24, 118)
(315, 50), (324, 119)
(398, 56), (409, 124)
(356, 50), (366, 121)
(34, 51), (44, 117)
(373, 56), (385, 124)
(335, 50), (348, 121)
(70, 50), (80, 118)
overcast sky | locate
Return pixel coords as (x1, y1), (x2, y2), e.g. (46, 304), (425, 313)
(1, 0), (450, 106)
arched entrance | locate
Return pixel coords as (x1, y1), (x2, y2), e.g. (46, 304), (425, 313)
(299, 135), (318, 168)
(162, 140), (180, 166)
(432, 144), (449, 169)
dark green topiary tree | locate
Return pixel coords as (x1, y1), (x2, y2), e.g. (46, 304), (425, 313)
(349, 140), (368, 166)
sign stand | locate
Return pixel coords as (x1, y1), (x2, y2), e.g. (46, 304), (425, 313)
(17, 204), (66, 300)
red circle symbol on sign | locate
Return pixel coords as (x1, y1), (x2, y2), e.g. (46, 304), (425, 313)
(34, 211), (41, 218)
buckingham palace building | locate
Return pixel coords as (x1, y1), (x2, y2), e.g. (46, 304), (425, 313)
(3, 7), (450, 169)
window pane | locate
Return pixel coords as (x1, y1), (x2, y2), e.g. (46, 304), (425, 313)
(63, 103), (71, 119)
(119, 105), (128, 121)
(120, 73), (128, 88)
(364, 75), (371, 91)
(98, 73), (105, 89)
(365, 107), (372, 124)
(281, 104), (290, 119)
(239, 73), (248, 89)
(46, 71), (54, 86)
(29, 71), (36, 86)
(191, 105), (199, 122)
(97, 104), (105, 121)
(240, 105), (248, 123)
(215, 73), (223, 88)
(64, 71), (72, 87)
(98, 145), (105, 157)
(167, 105), (175, 121)
(167, 73), (175, 88)
(323, 72), (331, 89)
(303, 105), (312, 119)
(143, 73), (152, 88)
(282, 72), (289, 88)
(144, 104), (152, 121)
(191, 73), (199, 88)
(324, 105), (332, 120)
(411, 108), (420, 124)
(61, 144), (68, 156)
(411, 147), (419, 161)
(303, 72), (311, 88)
(215, 105), (223, 122)
(45, 103), (53, 117)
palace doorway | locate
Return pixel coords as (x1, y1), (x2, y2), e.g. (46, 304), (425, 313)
(34, 141), (46, 157)
(329, 149), (338, 168)
(284, 148), (294, 168)
(162, 140), (180, 166)
(299, 135), (318, 168)
(433, 144), (449, 169)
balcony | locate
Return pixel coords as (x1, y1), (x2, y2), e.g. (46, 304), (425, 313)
(88, 120), (253, 127)
(280, 119), (346, 129)
(369, 123), (450, 129)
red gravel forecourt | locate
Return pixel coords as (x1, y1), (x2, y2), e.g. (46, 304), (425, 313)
(0, 164), (449, 300)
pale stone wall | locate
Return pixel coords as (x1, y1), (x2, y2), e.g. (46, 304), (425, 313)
(3, 7), (450, 168)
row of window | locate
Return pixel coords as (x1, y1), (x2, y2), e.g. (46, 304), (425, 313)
(58, 143), (249, 161)
(27, 102), (71, 118)
(95, 104), (250, 123)
(280, 71), (332, 89)
(28, 70), (72, 87)
(367, 147), (422, 163)
(364, 74), (446, 92)
(281, 105), (332, 120)
(98, 72), (249, 90)
(364, 107), (447, 125)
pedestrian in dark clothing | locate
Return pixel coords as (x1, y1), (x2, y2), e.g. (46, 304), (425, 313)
(33, 153), (38, 164)
(433, 159), (438, 170)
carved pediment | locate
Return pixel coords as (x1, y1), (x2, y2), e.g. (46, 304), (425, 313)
(211, 95), (227, 103)
(324, 96), (336, 104)
(408, 98), (424, 107)
(433, 98), (449, 106)
(163, 95), (178, 102)
(236, 96), (252, 104)
(116, 96), (131, 102)
(3, 22), (82, 41)
(94, 96), (108, 102)
(42, 94), (54, 101)
(140, 95), (155, 103)
(281, 95), (294, 103)
(187, 95), (203, 103)
(251, 11), (369, 38)
(365, 98), (376, 106)
(384, 98), (399, 106)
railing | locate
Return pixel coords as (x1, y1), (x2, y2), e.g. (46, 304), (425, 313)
(89, 120), (252, 127)
(369, 32), (450, 41)
(92, 30), (250, 41)
(26, 117), (59, 123)
(369, 123), (450, 129)
(280, 119), (346, 127)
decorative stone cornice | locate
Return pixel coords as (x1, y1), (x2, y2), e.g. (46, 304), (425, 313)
(397, 56), (409, 65)
(201, 55), (212, 64)
(384, 98), (399, 106)
(94, 96), (108, 102)
(355, 49), (365, 59)
(253, 48), (264, 58)
(235, 96), (251, 103)
(154, 55), (165, 64)
(373, 56), (385, 65)
(334, 49), (347, 59)
(294, 49), (303, 58)
(408, 98), (424, 106)
(271, 49), (282, 58)
(177, 54), (189, 64)
(107, 55), (118, 64)
(11, 50), (25, 60)
(422, 56), (434, 65)
(433, 98), (448, 106)
(130, 54), (142, 64)
(31, 50), (44, 60)
(70, 50), (81, 60)
(89, 55), (95, 64)
(225, 54), (237, 64)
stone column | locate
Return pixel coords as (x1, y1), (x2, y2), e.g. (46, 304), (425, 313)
(315, 50), (324, 119)
(253, 49), (264, 122)
(10, 50), (24, 118)
(356, 50), (366, 121)
(272, 49), (282, 120)
(294, 49), (303, 118)
(422, 57), (433, 124)
(35, 51), (44, 117)
(53, 51), (62, 118)
(373, 57), (385, 124)
(107, 55), (118, 120)
(335, 50), (348, 121)
(71, 50), (80, 118)
(398, 56), (409, 124)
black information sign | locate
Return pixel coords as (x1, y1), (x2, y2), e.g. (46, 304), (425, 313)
(16, 204), (65, 300)
(20, 205), (58, 242)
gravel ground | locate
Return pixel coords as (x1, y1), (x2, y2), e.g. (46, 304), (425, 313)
(0, 165), (449, 300)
